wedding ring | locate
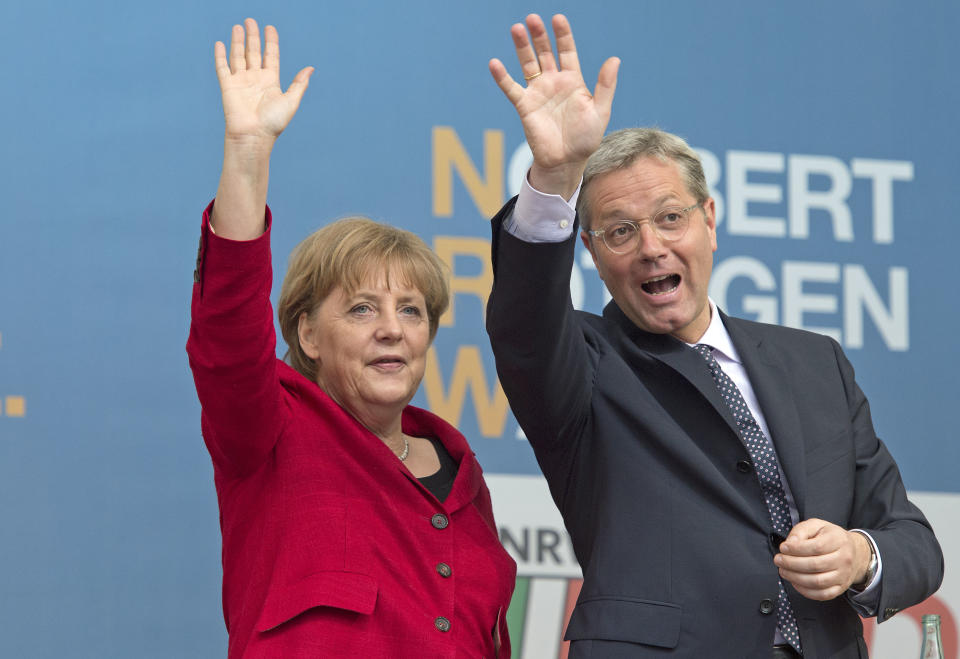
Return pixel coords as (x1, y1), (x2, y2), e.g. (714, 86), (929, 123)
(524, 70), (542, 81)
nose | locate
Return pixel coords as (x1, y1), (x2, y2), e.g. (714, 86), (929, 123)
(375, 309), (403, 342)
(635, 222), (668, 261)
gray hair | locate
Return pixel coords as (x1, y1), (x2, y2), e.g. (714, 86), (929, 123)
(576, 128), (709, 230)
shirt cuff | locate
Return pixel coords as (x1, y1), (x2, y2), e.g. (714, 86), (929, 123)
(502, 170), (581, 243)
(846, 529), (882, 616)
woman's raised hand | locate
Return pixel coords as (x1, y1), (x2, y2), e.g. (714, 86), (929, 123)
(215, 19), (313, 144)
(489, 14), (619, 199)
(211, 19), (312, 240)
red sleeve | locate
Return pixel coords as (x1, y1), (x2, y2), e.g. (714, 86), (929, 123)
(186, 201), (287, 477)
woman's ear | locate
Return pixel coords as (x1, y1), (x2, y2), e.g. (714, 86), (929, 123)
(298, 311), (321, 360)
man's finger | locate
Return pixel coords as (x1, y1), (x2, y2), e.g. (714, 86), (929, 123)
(786, 519), (825, 539)
(527, 14), (557, 73)
(779, 566), (841, 589)
(489, 59), (525, 106)
(593, 57), (620, 118)
(510, 22), (541, 81)
(781, 519), (831, 553)
(781, 565), (850, 600)
(553, 14), (580, 73)
(776, 552), (835, 575)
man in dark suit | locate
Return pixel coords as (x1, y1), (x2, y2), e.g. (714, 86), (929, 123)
(486, 14), (943, 658)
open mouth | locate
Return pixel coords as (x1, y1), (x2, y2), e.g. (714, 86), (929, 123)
(641, 274), (681, 296)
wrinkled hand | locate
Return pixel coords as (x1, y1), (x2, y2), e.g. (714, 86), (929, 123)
(774, 518), (873, 601)
(488, 14), (619, 197)
(215, 18), (313, 143)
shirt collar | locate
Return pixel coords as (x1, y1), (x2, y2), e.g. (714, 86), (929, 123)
(688, 299), (742, 365)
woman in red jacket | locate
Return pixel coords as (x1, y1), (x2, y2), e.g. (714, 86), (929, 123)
(187, 18), (516, 658)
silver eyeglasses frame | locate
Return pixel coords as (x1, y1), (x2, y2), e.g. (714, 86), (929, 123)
(587, 203), (703, 254)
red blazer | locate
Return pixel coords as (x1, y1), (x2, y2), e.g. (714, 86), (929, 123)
(187, 206), (515, 658)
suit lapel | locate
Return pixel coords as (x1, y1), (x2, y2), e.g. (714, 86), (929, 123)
(603, 302), (742, 439)
(722, 313), (808, 517)
(603, 302), (809, 517)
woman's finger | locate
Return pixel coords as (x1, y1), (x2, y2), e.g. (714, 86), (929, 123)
(244, 18), (262, 70)
(214, 41), (230, 83)
(263, 25), (280, 72)
(229, 24), (245, 73)
(283, 66), (314, 112)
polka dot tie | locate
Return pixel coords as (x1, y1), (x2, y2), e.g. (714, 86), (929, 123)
(694, 344), (802, 653)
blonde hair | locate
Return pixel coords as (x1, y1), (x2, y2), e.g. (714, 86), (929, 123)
(277, 217), (450, 382)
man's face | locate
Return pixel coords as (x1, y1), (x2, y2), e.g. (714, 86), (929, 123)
(581, 156), (717, 343)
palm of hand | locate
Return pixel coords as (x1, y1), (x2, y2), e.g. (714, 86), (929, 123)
(516, 71), (606, 170)
(221, 70), (290, 140)
(214, 20), (312, 143)
(489, 14), (619, 192)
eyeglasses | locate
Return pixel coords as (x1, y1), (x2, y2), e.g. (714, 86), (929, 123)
(587, 203), (702, 254)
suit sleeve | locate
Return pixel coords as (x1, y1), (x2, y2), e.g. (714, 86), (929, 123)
(837, 339), (944, 621)
(186, 202), (288, 478)
(486, 198), (595, 458)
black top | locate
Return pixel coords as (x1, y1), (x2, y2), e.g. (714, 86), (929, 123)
(417, 436), (459, 502)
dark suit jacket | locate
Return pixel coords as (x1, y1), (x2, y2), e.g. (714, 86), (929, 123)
(486, 200), (942, 659)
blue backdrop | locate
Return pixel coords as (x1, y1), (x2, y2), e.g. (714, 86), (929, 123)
(1, 1), (957, 656)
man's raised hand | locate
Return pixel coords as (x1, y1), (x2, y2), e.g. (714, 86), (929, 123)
(488, 14), (619, 199)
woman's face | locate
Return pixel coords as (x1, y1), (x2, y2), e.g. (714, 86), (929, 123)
(298, 273), (431, 425)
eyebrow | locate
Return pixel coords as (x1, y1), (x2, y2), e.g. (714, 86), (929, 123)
(348, 289), (424, 304)
(597, 194), (685, 223)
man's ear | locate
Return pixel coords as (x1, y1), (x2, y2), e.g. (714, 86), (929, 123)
(581, 230), (605, 281)
(701, 197), (718, 253)
(298, 311), (321, 360)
